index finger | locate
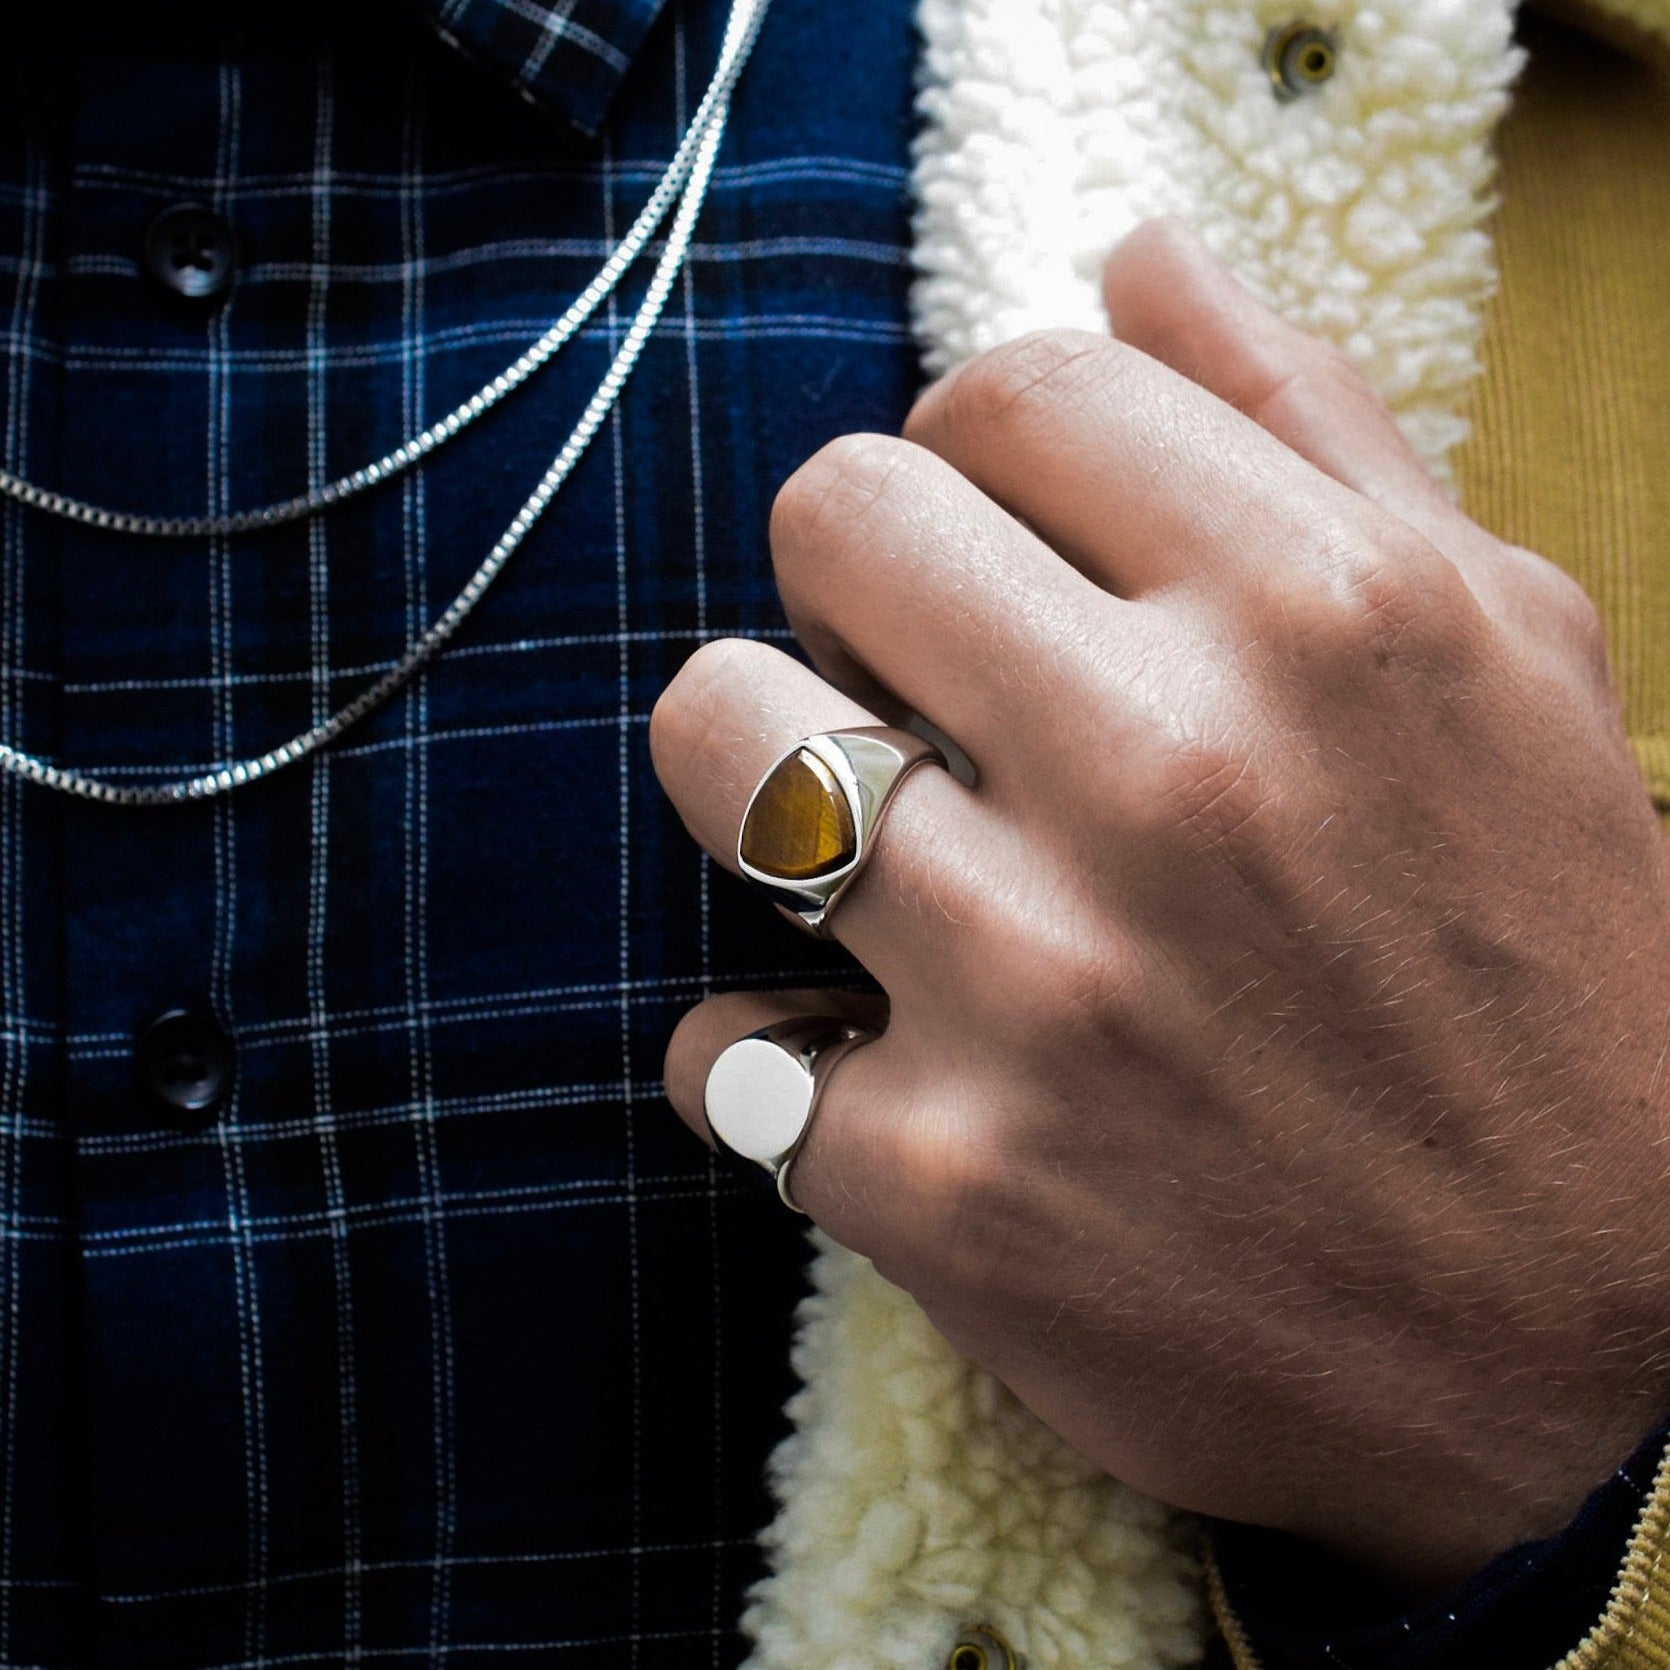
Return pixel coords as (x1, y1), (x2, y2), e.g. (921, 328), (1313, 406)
(902, 326), (1415, 606)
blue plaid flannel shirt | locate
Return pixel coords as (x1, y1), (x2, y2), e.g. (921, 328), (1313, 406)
(0, 0), (916, 1661)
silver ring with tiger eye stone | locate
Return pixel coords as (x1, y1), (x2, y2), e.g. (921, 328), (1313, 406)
(736, 726), (948, 936)
(703, 1017), (877, 1212)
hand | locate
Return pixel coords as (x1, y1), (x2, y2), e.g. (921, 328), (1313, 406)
(649, 218), (1670, 1593)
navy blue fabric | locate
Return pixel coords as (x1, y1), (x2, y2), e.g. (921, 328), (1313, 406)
(0, 0), (917, 1661)
(406, 0), (672, 134)
(1213, 1412), (1670, 1670)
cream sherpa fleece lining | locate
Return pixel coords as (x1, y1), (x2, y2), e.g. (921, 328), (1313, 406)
(742, 3), (1670, 1666)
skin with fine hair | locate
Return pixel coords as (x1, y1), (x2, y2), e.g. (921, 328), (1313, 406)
(649, 217), (1670, 1594)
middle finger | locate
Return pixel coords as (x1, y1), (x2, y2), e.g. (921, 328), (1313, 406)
(767, 431), (1156, 792)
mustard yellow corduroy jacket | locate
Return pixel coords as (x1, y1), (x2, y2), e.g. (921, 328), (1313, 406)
(735, 2), (1670, 1667)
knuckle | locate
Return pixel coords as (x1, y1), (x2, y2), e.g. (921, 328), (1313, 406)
(1308, 333), (1371, 392)
(1030, 938), (1148, 1046)
(1278, 516), (1479, 673)
(981, 901), (1151, 1049)
(894, 1106), (986, 1217)
(769, 431), (915, 567)
(1509, 546), (1610, 667)
(1249, 339), (1361, 425)
(941, 327), (1115, 438)
(896, 1110), (1021, 1283)
(1303, 344), (1401, 436)
(650, 635), (772, 763)
(1155, 732), (1275, 862)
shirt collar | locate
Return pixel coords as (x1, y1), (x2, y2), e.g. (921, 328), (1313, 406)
(404, 0), (671, 135)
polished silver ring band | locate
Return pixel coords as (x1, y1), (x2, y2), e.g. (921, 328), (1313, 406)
(703, 1017), (873, 1213)
(736, 725), (947, 937)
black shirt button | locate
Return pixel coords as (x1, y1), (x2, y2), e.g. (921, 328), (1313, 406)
(137, 1006), (234, 1124)
(143, 204), (238, 303)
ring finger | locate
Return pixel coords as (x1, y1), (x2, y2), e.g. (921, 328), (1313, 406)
(649, 635), (996, 986)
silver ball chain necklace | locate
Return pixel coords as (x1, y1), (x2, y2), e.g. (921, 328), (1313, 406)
(0, 0), (770, 807)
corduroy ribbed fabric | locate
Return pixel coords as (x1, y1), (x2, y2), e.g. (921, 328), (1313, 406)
(1450, 3), (1670, 818)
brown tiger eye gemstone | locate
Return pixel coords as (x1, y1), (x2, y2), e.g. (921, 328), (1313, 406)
(740, 747), (856, 881)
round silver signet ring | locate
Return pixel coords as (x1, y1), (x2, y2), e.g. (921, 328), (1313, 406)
(703, 1017), (875, 1213)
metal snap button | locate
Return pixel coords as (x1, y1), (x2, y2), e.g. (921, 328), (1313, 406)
(144, 204), (238, 304)
(1263, 22), (1339, 100)
(947, 1625), (1021, 1670)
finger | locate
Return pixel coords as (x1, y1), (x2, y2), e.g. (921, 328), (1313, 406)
(649, 636), (995, 979)
(768, 432), (1156, 788)
(901, 315), (1392, 604)
(1100, 216), (1475, 550)
(663, 986), (912, 1251)
(662, 987), (889, 1136)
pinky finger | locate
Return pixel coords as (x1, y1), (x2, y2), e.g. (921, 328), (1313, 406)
(663, 986), (918, 1254)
